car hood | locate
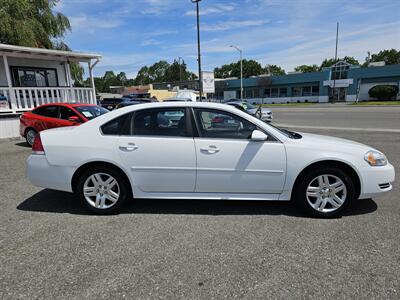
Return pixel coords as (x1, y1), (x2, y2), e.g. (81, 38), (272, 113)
(297, 132), (374, 152)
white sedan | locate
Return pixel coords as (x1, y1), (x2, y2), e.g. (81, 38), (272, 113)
(27, 102), (395, 217)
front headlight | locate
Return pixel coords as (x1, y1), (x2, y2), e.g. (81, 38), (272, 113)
(364, 150), (387, 166)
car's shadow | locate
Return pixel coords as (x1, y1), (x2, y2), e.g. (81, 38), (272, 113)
(15, 141), (30, 148)
(17, 189), (378, 218)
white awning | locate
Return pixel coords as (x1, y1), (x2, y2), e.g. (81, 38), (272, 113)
(0, 43), (101, 62)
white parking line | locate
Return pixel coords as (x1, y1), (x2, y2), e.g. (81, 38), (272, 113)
(274, 123), (400, 133)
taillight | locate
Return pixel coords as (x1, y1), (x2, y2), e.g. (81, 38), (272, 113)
(32, 134), (45, 155)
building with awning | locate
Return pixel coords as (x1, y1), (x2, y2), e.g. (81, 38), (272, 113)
(0, 43), (101, 138)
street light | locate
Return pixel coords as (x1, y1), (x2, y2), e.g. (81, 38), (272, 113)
(230, 45), (243, 101)
(191, 0), (202, 101)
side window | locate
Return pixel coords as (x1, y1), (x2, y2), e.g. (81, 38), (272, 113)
(133, 108), (187, 137)
(194, 108), (256, 139)
(35, 106), (59, 118)
(59, 106), (78, 120)
(101, 113), (131, 135)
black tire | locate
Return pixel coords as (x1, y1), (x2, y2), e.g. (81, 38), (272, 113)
(25, 128), (37, 147)
(76, 166), (131, 214)
(293, 167), (355, 218)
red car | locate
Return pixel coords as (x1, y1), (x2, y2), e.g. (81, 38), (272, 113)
(20, 103), (109, 146)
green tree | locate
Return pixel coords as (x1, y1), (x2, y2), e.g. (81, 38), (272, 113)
(294, 64), (319, 73)
(264, 64), (285, 76)
(214, 60), (265, 78)
(320, 56), (360, 69)
(116, 72), (128, 86)
(369, 49), (400, 65)
(0, 0), (84, 82)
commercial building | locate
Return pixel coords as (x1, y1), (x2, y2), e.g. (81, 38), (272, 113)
(154, 62), (400, 103)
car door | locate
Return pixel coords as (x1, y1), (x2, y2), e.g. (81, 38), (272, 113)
(192, 108), (286, 194)
(117, 107), (196, 193)
(58, 106), (82, 126)
(33, 105), (61, 131)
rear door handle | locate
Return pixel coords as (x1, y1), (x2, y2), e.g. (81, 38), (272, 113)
(119, 143), (138, 152)
(200, 145), (220, 154)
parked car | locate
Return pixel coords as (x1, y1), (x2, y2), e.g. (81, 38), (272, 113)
(0, 94), (8, 110)
(27, 102), (395, 217)
(226, 100), (273, 122)
(20, 103), (109, 146)
(100, 98), (123, 110)
(115, 98), (156, 109)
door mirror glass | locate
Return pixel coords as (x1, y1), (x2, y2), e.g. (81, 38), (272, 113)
(251, 130), (268, 141)
(68, 116), (81, 123)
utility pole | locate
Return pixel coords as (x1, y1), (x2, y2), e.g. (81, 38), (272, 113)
(191, 0), (202, 101)
(230, 45), (243, 101)
(332, 22), (339, 103)
(178, 57), (183, 82)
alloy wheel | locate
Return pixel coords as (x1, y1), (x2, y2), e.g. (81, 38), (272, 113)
(306, 174), (347, 213)
(26, 130), (37, 146)
(83, 173), (120, 209)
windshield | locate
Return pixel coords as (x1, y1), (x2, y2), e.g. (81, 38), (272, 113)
(243, 102), (255, 109)
(76, 106), (109, 120)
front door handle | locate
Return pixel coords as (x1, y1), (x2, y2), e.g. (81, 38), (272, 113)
(200, 145), (220, 154)
(119, 143), (138, 152)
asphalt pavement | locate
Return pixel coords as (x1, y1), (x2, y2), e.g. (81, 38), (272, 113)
(0, 105), (399, 299)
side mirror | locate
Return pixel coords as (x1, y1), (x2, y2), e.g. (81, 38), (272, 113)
(68, 116), (81, 123)
(251, 130), (268, 141)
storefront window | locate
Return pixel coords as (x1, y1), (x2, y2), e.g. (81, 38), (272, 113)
(312, 86), (319, 96)
(271, 88), (279, 97)
(292, 87), (302, 96)
(279, 88), (287, 97)
(11, 67), (59, 87)
(302, 86), (311, 96)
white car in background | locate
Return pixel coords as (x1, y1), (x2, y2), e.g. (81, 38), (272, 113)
(27, 102), (395, 217)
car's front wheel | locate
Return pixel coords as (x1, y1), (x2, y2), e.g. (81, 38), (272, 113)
(26, 128), (37, 147)
(76, 166), (130, 214)
(294, 167), (355, 218)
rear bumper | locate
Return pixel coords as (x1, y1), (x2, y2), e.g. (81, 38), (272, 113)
(359, 163), (395, 199)
(26, 155), (75, 192)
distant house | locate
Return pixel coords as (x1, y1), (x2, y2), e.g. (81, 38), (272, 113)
(0, 43), (101, 138)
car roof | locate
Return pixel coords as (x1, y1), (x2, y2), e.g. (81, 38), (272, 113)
(34, 102), (98, 108)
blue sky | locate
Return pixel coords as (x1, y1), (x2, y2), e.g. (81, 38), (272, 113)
(57, 0), (400, 78)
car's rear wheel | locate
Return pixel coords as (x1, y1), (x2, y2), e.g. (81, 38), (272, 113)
(294, 167), (355, 218)
(76, 166), (130, 214)
(26, 128), (37, 147)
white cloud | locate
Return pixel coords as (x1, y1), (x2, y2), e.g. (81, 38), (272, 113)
(69, 14), (121, 33)
(202, 19), (270, 32)
(140, 39), (162, 46)
(185, 3), (236, 16)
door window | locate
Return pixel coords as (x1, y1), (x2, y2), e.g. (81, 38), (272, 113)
(101, 114), (131, 135)
(194, 109), (256, 139)
(32, 106), (59, 118)
(59, 106), (78, 120)
(133, 108), (187, 137)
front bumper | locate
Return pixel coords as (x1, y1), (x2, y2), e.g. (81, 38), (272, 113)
(26, 155), (75, 192)
(359, 163), (395, 199)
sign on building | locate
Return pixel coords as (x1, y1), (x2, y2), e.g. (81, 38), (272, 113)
(201, 71), (215, 93)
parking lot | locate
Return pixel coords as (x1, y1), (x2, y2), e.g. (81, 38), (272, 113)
(1, 105), (399, 299)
